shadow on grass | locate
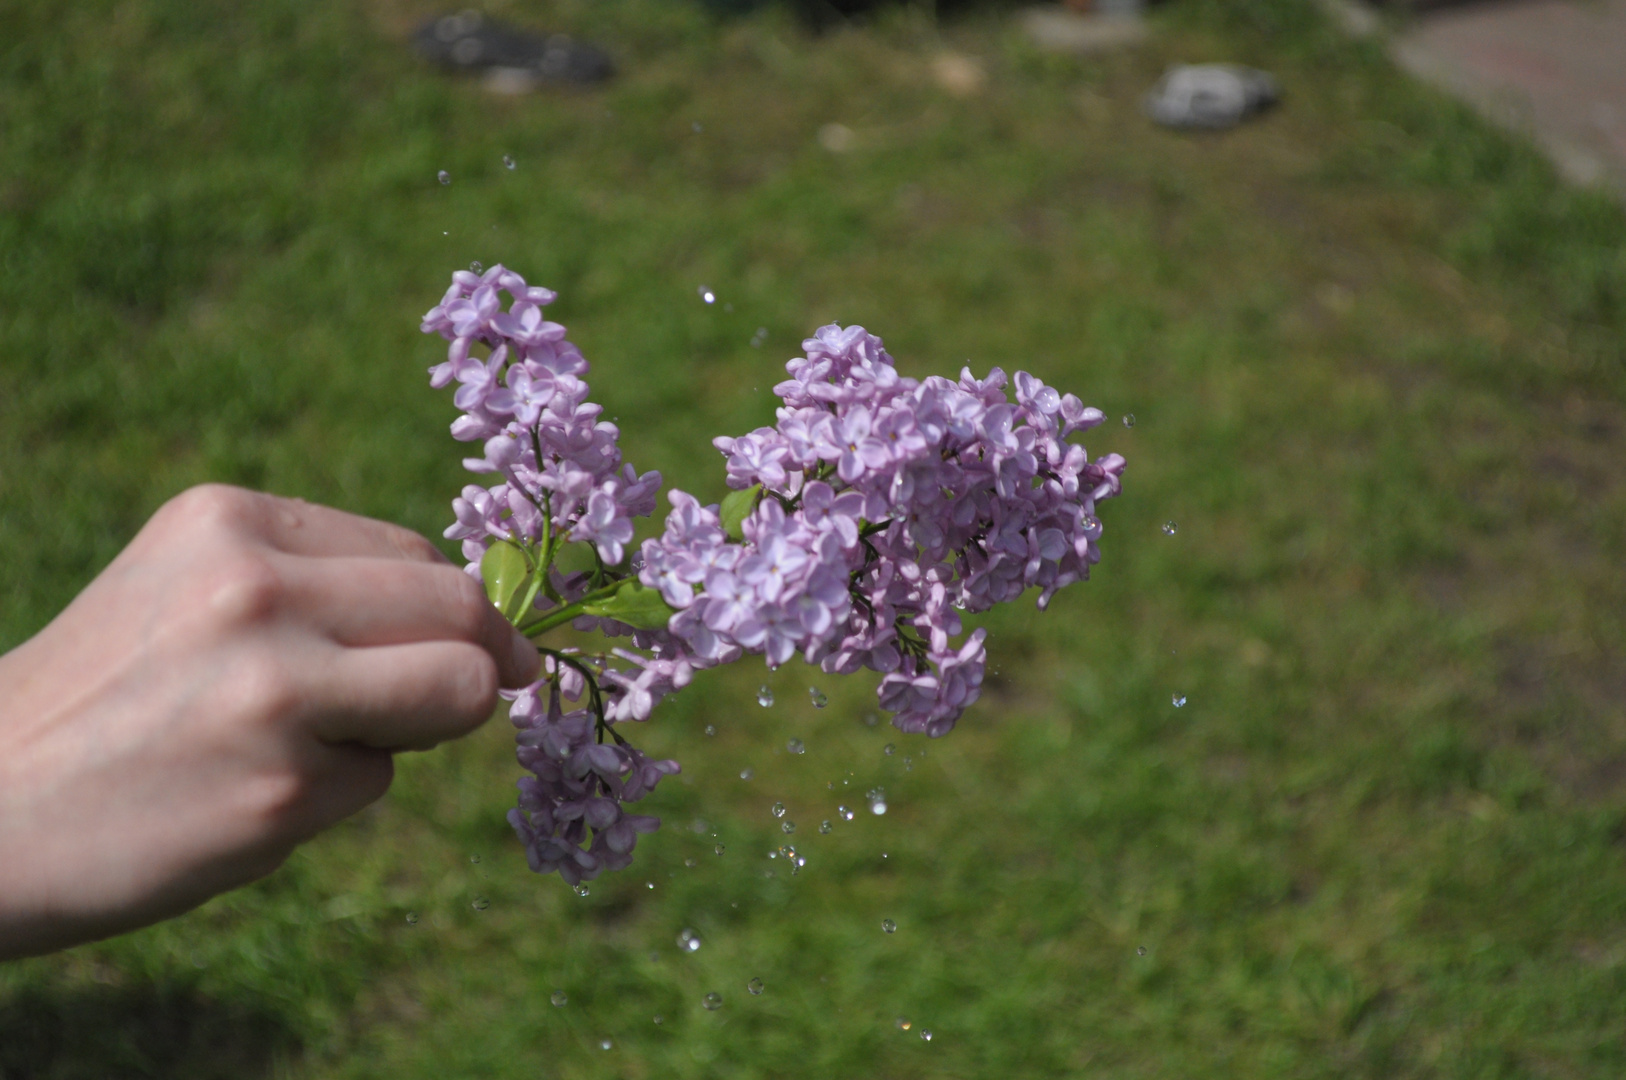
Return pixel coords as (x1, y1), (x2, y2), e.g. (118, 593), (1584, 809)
(0, 982), (299, 1080)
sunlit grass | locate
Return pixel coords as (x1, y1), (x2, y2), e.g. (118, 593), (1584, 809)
(3, 0), (1625, 1076)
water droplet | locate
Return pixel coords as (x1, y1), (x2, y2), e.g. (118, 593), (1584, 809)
(704, 724), (717, 736)
(573, 883), (591, 898)
(904, 755), (914, 771)
(471, 896), (490, 911)
(1137, 945), (1148, 956)
(838, 805), (855, 821)
(1082, 513), (1101, 532)
(808, 687), (828, 708)
(1162, 520), (1178, 536)
(896, 1016), (912, 1031)
(863, 712), (880, 727)
(703, 992), (723, 1011)
(750, 327), (768, 348)
(469, 853), (481, 864)
(652, 1014), (664, 1025)
(1122, 413), (1135, 428)
(748, 977), (764, 995)
(698, 285), (716, 305)
(404, 911), (419, 925)
(787, 738), (805, 755)
(692, 120), (704, 134)
(469, 260), (483, 275)
(921, 1029), (934, 1042)
(684, 857), (697, 868)
(771, 802), (786, 818)
(678, 928), (702, 951)
(551, 990), (568, 1007)
(437, 170), (451, 185)
(740, 767), (755, 780)
(780, 844), (797, 859)
(782, 821), (796, 834)
(882, 918), (897, 933)
(819, 820), (833, 833)
(714, 843), (726, 855)
(600, 1038), (613, 1050)
(502, 154), (516, 169)
(646, 881), (655, 889)
(883, 743), (896, 756)
(757, 685), (774, 707)
(1172, 693), (1187, 708)
(868, 788), (888, 815)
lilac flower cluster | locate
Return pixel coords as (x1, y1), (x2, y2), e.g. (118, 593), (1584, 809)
(422, 265), (686, 883)
(642, 323), (1125, 737)
(423, 268), (1124, 883)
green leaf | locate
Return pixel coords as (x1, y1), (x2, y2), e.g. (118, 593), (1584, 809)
(582, 581), (677, 630)
(480, 540), (531, 620)
(720, 484), (762, 541)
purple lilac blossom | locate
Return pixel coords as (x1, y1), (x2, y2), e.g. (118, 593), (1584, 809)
(425, 268), (1125, 882)
(644, 324), (1124, 738)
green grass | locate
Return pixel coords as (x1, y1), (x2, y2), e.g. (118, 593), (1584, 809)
(4, 0), (1626, 1076)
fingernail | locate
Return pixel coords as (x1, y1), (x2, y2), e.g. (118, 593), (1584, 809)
(510, 628), (541, 684)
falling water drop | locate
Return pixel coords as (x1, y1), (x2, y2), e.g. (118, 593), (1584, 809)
(469, 261), (483, 275)
(703, 992), (723, 1011)
(471, 896), (490, 911)
(704, 724), (717, 736)
(921, 1029), (934, 1042)
(715, 843), (726, 855)
(782, 821), (796, 834)
(1137, 945), (1148, 956)
(771, 802), (786, 818)
(437, 169), (451, 185)
(684, 857), (697, 868)
(838, 805), (855, 821)
(1172, 694), (1187, 708)
(1162, 521), (1178, 536)
(698, 285), (716, 305)
(883, 743), (896, 756)
(1122, 413), (1135, 428)
(679, 928), (702, 952)
(600, 1038), (613, 1050)
(573, 883), (591, 897)
(551, 990), (568, 1007)
(469, 853), (481, 864)
(819, 820), (833, 834)
(757, 686), (774, 707)
(502, 154), (516, 169)
(750, 327), (768, 348)
(868, 788), (888, 815)
(740, 767), (755, 780)
(808, 687), (828, 708)
(653, 1015), (664, 1025)
(787, 738), (805, 755)
(882, 919), (897, 934)
(748, 977), (764, 995)
(404, 912), (419, 925)
(896, 1017), (912, 1031)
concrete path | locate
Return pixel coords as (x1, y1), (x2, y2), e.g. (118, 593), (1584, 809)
(1388, 0), (1626, 193)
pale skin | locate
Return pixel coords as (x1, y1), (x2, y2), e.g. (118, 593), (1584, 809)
(0, 484), (540, 961)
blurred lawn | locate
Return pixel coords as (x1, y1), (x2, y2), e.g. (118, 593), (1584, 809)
(4, 0), (1626, 1076)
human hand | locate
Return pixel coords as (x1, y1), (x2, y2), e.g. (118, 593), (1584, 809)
(0, 485), (540, 960)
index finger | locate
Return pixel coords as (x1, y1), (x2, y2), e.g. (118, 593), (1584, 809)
(175, 486), (453, 564)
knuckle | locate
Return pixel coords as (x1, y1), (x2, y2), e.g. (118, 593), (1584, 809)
(205, 553), (285, 628)
(164, 483), (259, 534)
(242, 768), (312, 832)
(441, 568), (497, 640)
(449, 649), (501, 726)
(227, 651), (302, 726)
(388, 527), (445, 565)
